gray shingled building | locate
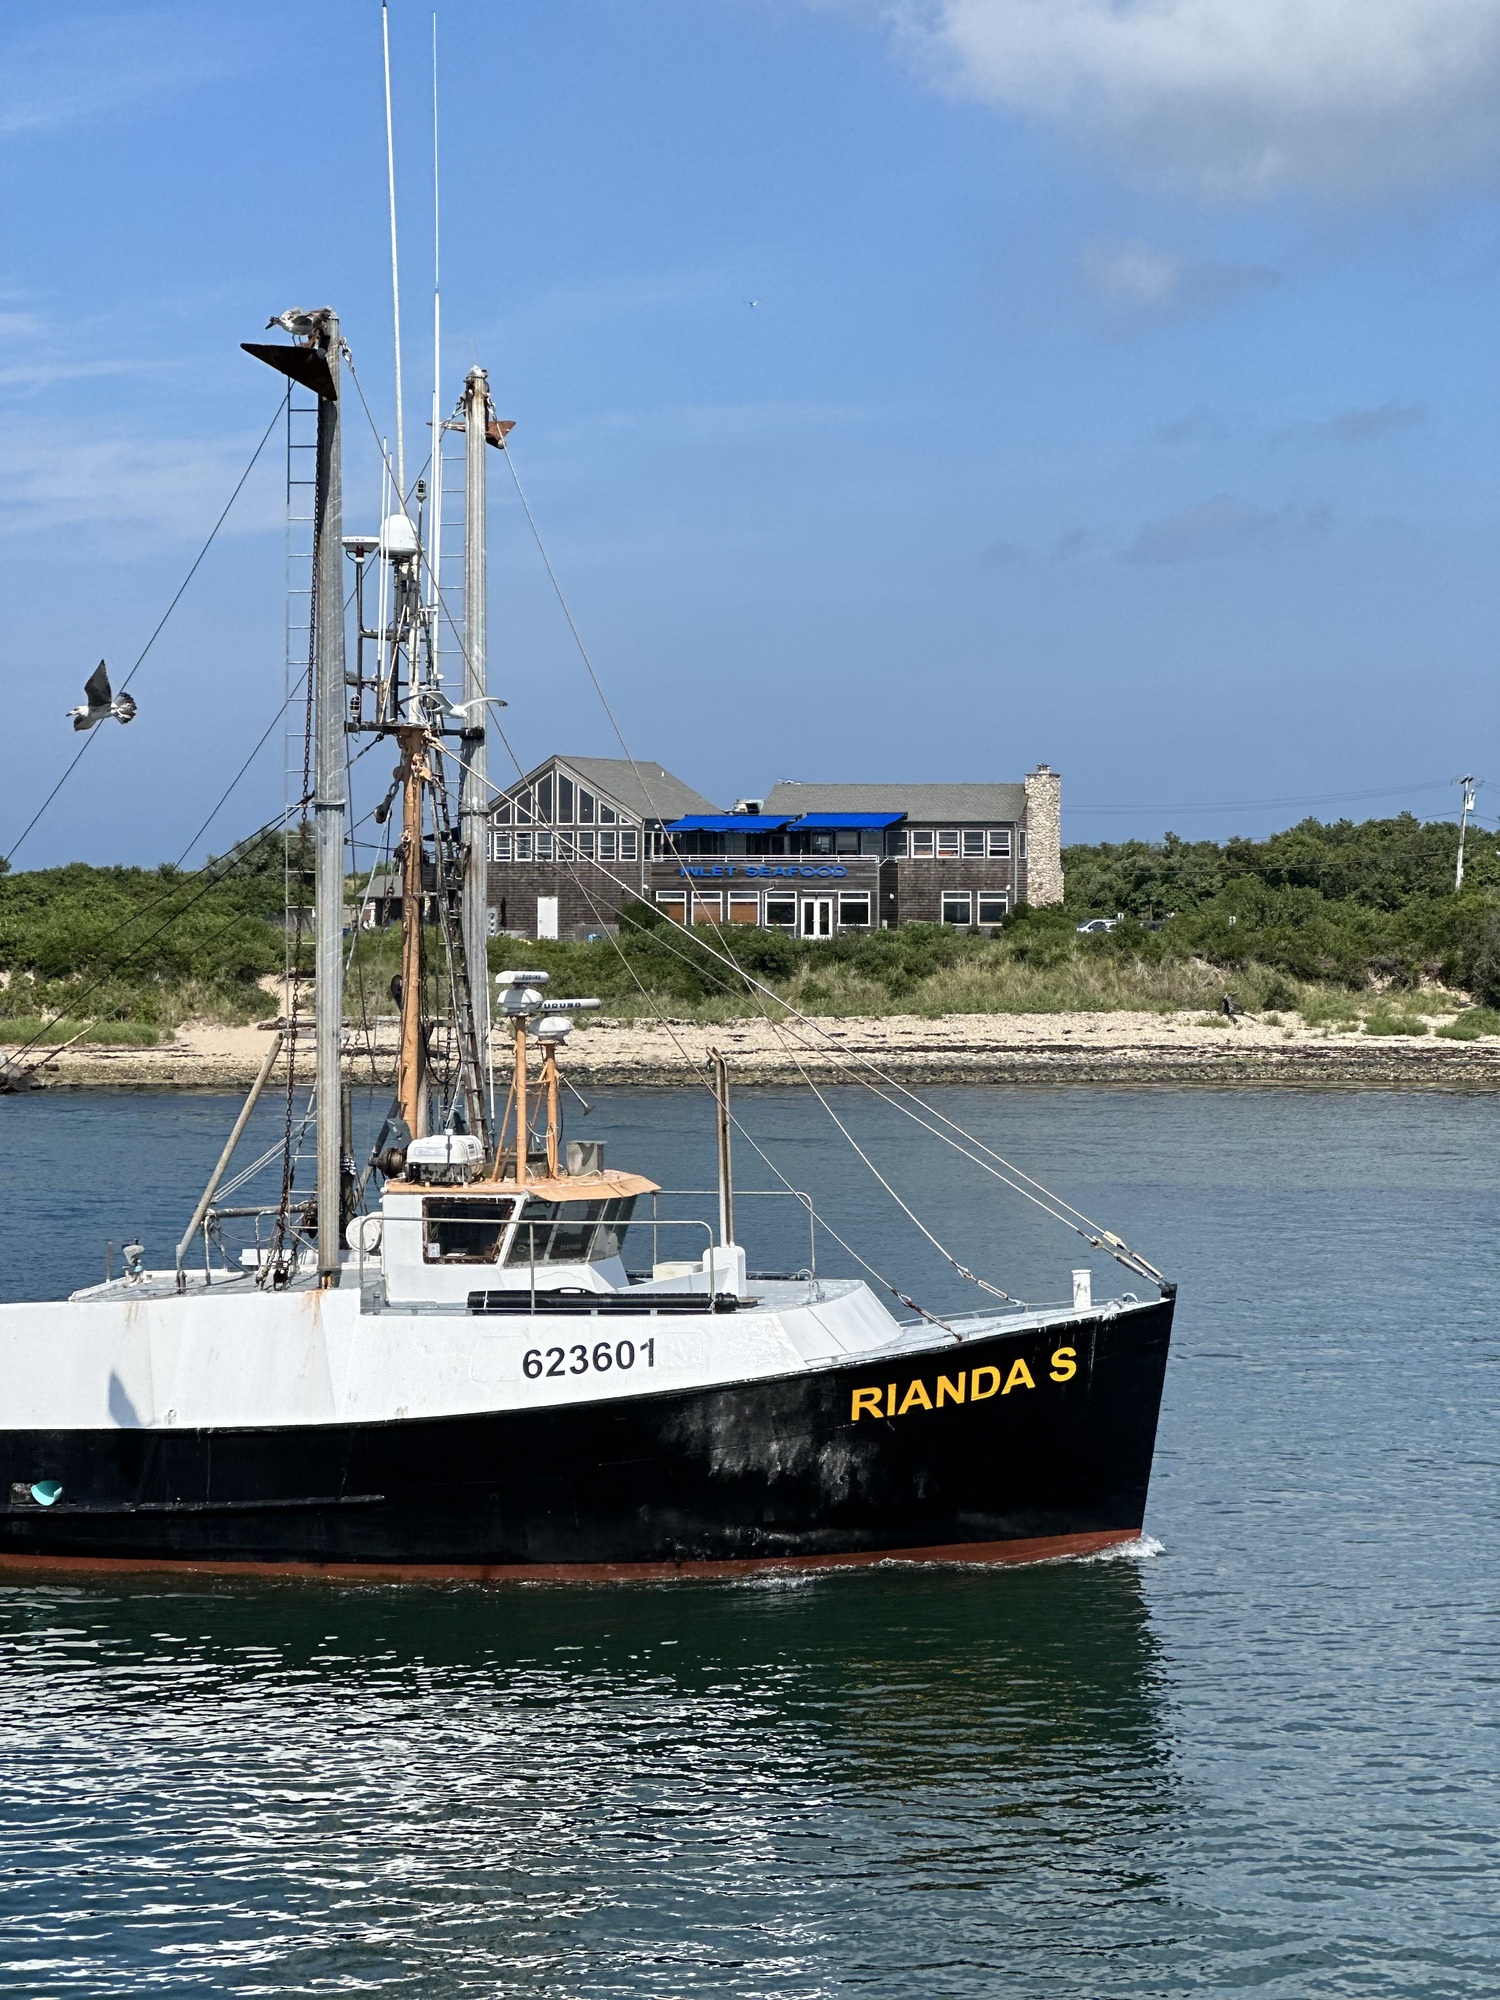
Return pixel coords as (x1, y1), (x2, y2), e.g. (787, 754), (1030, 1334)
(486, 757), (1061, 940)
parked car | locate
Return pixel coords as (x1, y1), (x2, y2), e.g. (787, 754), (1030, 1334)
(1075, 916), (1120, 935)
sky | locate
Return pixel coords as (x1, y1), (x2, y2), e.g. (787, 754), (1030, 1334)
(5, 0), (1500, 868)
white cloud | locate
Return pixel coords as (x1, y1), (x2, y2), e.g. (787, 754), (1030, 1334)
(1082, 239), (1278, 323)
(0, 425), (281, 542)
(879, 0), (1500, 198)
(0, 11), (243, 139)
(1125, 492), (1329, 561)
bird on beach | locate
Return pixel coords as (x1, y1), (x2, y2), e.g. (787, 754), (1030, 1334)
(67, 661), (136, 732)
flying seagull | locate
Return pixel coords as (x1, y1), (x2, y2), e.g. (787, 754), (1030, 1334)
(68, 662), (136, 732)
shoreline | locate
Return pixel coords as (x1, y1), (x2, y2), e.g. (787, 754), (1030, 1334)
(8, 1009), (1500, 1092)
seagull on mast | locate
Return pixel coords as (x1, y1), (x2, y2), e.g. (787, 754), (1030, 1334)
(67, 662), (136, 733)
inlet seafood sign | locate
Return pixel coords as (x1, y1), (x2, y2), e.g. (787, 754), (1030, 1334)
(850, 1348), (1077, 1422)
(677, 864), (850, 879)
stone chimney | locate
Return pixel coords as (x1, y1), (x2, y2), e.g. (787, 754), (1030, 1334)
(1022, 764), (1063, 906)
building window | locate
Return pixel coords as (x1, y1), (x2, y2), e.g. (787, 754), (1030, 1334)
(910, 829), (935, 857)
(884, 828), (906, 856)
(514, 832), (533, 861)
(977, 892), (1009, 924)
(489, 830), (511, 862)
(576, 829), (595, 859)
(556, 834), (575, 862)
(1020, 831), (1029, 859)
(535, 830), (554, 861)
(557, 775), (574, 822)
(491, 798), (512, 826)
(765, 895), (797, 928)
(941, 891), (972, 926)
(961, 829), (985, 857)
(937, 829), (960, 858)
(513, 789), (535, 828)
(988, 828), (1011, 857)
(599, 803), (617, 825)
(577, 788), (595, 823)
(835, 829), (860, 855)
(536, 775), (554, 823)
(656, 891), (687, 924)
(620, 828), (638, 860)
(598, 830), (617, 862)
(809, 830), (835, 855)
(728, 893), (760, 925)
(838, 892), (872, 927)
(691, 891), (722, 925)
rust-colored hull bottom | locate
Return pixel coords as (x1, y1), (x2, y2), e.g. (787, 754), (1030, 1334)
(0, 1527), (1139, 1587)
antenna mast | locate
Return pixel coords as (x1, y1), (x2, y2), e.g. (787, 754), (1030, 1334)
(383, 1), (406, 500)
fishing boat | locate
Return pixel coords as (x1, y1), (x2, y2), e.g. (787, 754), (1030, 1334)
(0, 300), (1175, 1580)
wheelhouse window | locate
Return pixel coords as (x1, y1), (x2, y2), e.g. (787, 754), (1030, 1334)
(838, 892), (872, 927)
(423, 1197), (518, 1264)
(940, 892), (973, 926)
(504, 1198), (637, 1266)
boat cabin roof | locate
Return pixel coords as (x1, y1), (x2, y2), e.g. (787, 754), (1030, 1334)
(384, 1171), (659, 1203)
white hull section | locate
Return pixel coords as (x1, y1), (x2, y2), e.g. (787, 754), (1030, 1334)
(0, 1275), (1110, 1434)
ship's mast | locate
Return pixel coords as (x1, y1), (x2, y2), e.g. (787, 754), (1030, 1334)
(312, 319), (348, 1284)
(243, 309), (349, 1285)
(395, 724), (428, 1138)
(461, 366), (491, 1102)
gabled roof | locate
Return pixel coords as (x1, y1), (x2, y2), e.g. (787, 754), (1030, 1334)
(502, 755), (718, 823)
(763, 780), (1028, 822)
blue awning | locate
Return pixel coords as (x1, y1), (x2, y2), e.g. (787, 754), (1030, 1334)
(789, 811), (906, 830)
(663, 814), (793, 833)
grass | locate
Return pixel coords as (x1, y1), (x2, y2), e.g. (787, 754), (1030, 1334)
(1435, 1008), (1500, 1041)
(0, 1016), (167, 1048)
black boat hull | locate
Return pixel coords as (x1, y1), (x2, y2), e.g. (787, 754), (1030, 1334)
(0, 1300), (1173, 1579)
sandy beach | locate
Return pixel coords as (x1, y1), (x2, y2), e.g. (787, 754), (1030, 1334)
(7, 1008), (1500, 1091)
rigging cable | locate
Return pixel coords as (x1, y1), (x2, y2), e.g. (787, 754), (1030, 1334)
(4, 395), (287, 867)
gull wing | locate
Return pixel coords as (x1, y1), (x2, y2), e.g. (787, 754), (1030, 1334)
(83, 660), (111, 708)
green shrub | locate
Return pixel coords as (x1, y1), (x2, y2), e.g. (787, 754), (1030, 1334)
(1436, 1008), (1500, 1041)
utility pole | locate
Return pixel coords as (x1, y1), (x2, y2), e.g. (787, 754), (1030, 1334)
(1456, 775), (1477, 892)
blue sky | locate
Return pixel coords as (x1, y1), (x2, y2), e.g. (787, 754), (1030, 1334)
(6, 0), (1500, 867)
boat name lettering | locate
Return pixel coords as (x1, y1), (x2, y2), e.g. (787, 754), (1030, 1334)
(849, 1349), (1076, 1422)
(676, 865), (848, 880)
(524, 1337), (655, 1380)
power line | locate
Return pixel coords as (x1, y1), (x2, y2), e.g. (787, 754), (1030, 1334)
(3, 396), (287, 866)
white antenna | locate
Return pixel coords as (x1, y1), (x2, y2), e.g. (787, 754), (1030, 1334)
(383, 1), (406, 501)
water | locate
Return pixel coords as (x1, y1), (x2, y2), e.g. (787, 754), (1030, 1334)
(0, 1084), (1496, 1996)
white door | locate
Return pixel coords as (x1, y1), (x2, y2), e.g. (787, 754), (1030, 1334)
(536, 895), (559, 941)
(800, 896), (833, 938)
